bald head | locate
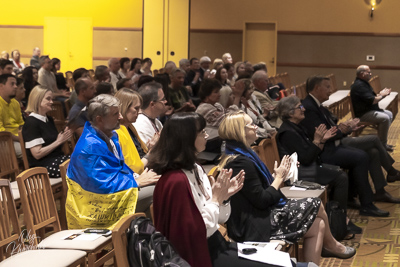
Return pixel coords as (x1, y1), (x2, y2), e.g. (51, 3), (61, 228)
(356, 65), (371, 81)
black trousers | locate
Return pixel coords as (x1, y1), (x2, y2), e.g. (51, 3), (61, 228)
(320, 144), (373, 206)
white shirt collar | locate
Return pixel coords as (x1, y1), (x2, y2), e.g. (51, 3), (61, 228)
(30, 112), (48, 123)
(309, 93), (322, 106)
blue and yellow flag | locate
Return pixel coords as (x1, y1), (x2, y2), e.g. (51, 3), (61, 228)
(66, 122), (138, 230)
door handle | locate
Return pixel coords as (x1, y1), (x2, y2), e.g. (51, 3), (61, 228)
(157, 51), (161, 55)
(170, 51), (175, 56)
(270, 57), (275, 64)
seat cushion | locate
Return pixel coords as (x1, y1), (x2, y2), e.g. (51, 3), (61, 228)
(0, 249), (86, 267)
(38, 230), (112, 251)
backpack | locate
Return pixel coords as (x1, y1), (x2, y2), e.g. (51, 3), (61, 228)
(127, 216), (191, 267)
(326, 200), (347, 241)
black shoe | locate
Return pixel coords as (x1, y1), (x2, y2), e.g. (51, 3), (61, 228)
(347, 221), (362, 234)
(374, 191), (400, 203)
(387, 171), (400, 183)
(386, 144), (394, 152)
(347, 198), (361, 210)
(321, 246), (356, 259)
(360, 204), (390, 217)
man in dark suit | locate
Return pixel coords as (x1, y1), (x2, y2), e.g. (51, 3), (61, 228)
(350, 65), (393, 151)
(300, 75), (400, 217)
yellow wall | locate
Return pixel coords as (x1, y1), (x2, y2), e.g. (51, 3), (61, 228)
(0, 0), (143, 71)
(0, 0), (142, 28)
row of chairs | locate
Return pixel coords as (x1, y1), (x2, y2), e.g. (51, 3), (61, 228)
(0, 167), (113, 266)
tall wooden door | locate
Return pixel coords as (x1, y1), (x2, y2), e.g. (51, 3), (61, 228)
(143, 0), (189, 70)
(243, 22), (277, 75)
(44, 17), (92, 72)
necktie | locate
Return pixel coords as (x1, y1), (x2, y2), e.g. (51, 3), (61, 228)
(319, 105), (336, 127)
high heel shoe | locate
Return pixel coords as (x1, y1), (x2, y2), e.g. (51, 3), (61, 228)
(321, 246), (356, 259)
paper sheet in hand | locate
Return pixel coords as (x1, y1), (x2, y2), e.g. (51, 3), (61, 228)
(285, 152), (298, 184)
(237, 243), (292, 267)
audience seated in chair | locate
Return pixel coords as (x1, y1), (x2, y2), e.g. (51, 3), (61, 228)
(276, 96), (361, 236)
(133, 82), (167, 145)
(0, 74), (25, 158)
(30, 47), (41, 69)
(300, 75), (400, 213)
(195, 79), (243, 153)
(22, 86), (72, 177)
(148, 112), (284, 267)
(38, 55), (70, 100)
(167, 68), (196, 113)
(351, 65), (393, 151)
(251, 70), (282, 127)
(217, 110), (356, 265)
(115, 88), (160, 215)
(66, 94), (140, 229)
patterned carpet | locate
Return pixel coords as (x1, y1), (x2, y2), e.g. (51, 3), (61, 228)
(320, 106), (400, 267)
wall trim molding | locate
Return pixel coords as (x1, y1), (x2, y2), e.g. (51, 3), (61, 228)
(277, 62), (400, 70)
(278, 31), (400, 37)
(93, 27), (142, 32)
(190, 29), (242, 34)
(0, 25), (43, 29)
(190, 28), (400, 37)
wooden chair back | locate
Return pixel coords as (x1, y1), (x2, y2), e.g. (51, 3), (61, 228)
(59, 159), (70, 230)
(64, 99), (72, 115)
(0, 132), (20, 181)
(280, 72), (292, 89)
(369, 75), (381, 94)
(18, 129), (29, 170)
(48, 101), (65, 121)
(53, 119), (76, 156)
(112, 213), (146, 267)
(256, 132), (280, 171)
(0, 179), (22, 260)
(16, 167), (61, 245)
(294, 82), (307, 100)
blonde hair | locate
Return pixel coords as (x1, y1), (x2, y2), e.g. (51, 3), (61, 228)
(114, 88), (142, 120)
(26, 85), (51, 113)
(217, 110), (248, 170)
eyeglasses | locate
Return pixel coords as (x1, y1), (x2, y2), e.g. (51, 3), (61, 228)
(291, 105), (304, 111)
(245, 122), (257, 129)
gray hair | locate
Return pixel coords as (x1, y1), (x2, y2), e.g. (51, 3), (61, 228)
(170, 68), (186, 78)
(276, 95), (301, 121)
(88, 94), (120, 123)
(251, 70), (268, 83)
(179, 58), (189, 67)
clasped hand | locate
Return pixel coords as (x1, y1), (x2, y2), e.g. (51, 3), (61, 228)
(211, 169), (245, 205)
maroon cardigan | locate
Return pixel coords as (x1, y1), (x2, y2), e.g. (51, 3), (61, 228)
(153, 169), (212, 267)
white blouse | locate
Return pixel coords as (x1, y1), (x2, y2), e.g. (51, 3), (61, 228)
(183, 164), (231, 238)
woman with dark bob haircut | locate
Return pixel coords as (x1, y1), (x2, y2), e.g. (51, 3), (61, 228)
(148, 112), (281, 267)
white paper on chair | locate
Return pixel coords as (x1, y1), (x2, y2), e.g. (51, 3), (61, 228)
(237, 243), (292, 267)
(63, 233), (102, 241)
(285, 152), (298, 184)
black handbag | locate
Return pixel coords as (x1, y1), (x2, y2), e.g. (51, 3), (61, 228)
(326, 200), (347, 241)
